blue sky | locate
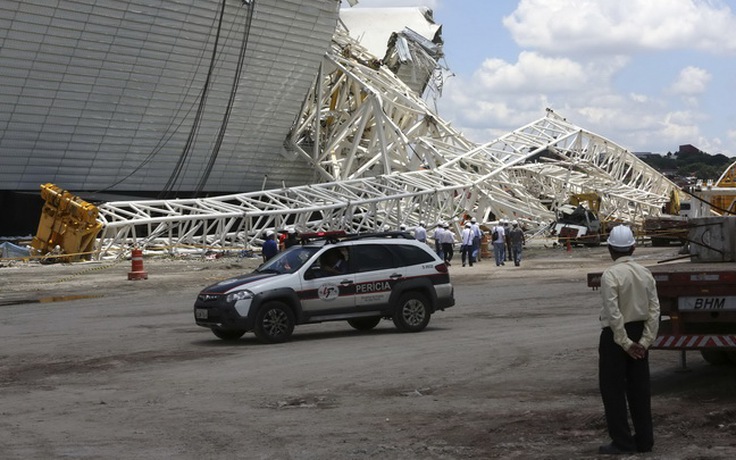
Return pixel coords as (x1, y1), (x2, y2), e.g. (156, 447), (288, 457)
(342, 0), (736, 158)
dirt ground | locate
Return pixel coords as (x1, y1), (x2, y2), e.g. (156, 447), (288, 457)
(1, 242), (735, 459)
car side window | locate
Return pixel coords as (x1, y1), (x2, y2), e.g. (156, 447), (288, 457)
(306, 247), (349, 278)
(390, 244), (435, 266)
(352, 244), (395, 272)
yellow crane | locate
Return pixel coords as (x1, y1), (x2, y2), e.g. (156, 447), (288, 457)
(31, 183), (102, 262)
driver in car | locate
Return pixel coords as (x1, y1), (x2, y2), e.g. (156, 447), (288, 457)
(321, 249), (347, 276)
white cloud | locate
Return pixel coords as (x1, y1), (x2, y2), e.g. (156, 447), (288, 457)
(503, 0), (736, 55)
(669, 66), (712, 95)
(474, 51), (587, 93)
(439, 51), (632, 135)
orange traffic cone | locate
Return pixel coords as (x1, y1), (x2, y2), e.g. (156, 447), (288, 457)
(128, 248), (148, 280)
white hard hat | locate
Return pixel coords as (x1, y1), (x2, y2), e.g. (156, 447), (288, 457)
(471, 217), (477, 223)
(465, 222), (471, 227)
(383, 224), (391, 231)
(400, 224), (407, 230)
(443, 222), (449, 228)
(287, 227), (296, 234)
(512, 220), (519, 226)
(266, 230), (274, 237)
(419, 221), (426, 227)
(607, 225), (635, 249)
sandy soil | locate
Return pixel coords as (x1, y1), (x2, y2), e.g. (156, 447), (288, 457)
(1, 243), (735, 459)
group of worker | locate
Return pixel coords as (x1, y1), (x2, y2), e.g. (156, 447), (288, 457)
(260, 218), (528, 268)
(418, 217), (525, 268)
(261, 227), (299, 262)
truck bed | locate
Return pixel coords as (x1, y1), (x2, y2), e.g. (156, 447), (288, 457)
(587, 261), (736, 353)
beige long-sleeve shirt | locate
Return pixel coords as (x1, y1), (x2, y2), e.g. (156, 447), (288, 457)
(599, 256), (661, 350)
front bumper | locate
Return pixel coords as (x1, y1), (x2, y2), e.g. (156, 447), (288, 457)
(194, 301), (253, 331)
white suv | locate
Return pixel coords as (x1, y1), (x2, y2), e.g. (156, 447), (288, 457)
(193, 232), (455, 343)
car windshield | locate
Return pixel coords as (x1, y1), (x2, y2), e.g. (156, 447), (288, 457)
(256, 246), (319, 274)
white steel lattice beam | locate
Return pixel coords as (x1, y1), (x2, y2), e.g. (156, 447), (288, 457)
(94, 26), (680, 258)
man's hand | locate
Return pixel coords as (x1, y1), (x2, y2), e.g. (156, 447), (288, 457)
(626, 343), (647, 359)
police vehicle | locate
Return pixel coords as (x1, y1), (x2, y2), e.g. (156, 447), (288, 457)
(193, 231), (455, 343)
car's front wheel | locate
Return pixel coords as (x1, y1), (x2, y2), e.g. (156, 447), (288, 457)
(392, 292), (431, 332)
(211, 328), (246, 341)
(253, 301), (295, 343)
(347, 317), (381, 331)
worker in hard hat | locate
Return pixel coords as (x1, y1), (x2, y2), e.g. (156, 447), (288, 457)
(433, 222), (445, 260)
(502, 218), (513, 262)
(597, 225), (660, 455)
(284, 227), (299, 249)
(440, 221), (455, 266)
(470, 217), (482, 262)
(262, 230), (279, 262)
(490, 220), (506, 266)
(460, 222), (474, 267)
(414, 221), (427, 243)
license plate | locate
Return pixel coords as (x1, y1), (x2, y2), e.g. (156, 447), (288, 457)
(678, 296), (736, 311)
(195, 308), (208, 319)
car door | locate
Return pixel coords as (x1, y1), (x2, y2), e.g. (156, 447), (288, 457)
(299, 246), (356, 314)
(350, 243), (399, 310)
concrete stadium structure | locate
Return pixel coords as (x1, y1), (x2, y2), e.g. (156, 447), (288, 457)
(0, 0), (339, 235)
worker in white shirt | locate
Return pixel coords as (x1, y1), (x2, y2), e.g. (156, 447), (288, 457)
(440, 222), (455, 266)
(460, 222), (474, 267)
(470, 217), (483, 262)
(433, 222), (445, 260)
(491, 221), (506, 266)
(597, 225), (660, 455)
(414, 221), (427, 243)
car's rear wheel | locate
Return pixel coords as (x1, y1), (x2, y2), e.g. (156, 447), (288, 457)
(211, 328), (246, 341)
(347, 317), (381, 331)
(253, 301), (295, 343)
(392, 292), (431, 332)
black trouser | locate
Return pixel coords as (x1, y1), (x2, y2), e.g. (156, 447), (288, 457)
(599, 321), (653, 452)
(441, 243), (453, 263)
(461, 244), (473, 265)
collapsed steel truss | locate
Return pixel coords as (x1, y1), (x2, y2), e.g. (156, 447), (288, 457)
(95, 26), (679, 258)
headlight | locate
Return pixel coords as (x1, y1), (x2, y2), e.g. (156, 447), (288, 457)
(226, 290), (254, 303)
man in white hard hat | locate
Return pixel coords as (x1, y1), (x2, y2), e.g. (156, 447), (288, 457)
(284, 227), (299, 249)
(460, 222), (474, 267)
(262, 230), (278, 262)
(470, 217), (483, 262)
(502, 218), (513, 262)
(414, 221), (427, 244)
(597, 225), (660, 455)
(491, 219), (506, 266)
(433, 222), (445, 260)
(440, 221), (455, 265)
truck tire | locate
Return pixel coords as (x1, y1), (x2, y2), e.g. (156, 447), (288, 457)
(253, 301), (295, 343)
(700, 349), (731, 365)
